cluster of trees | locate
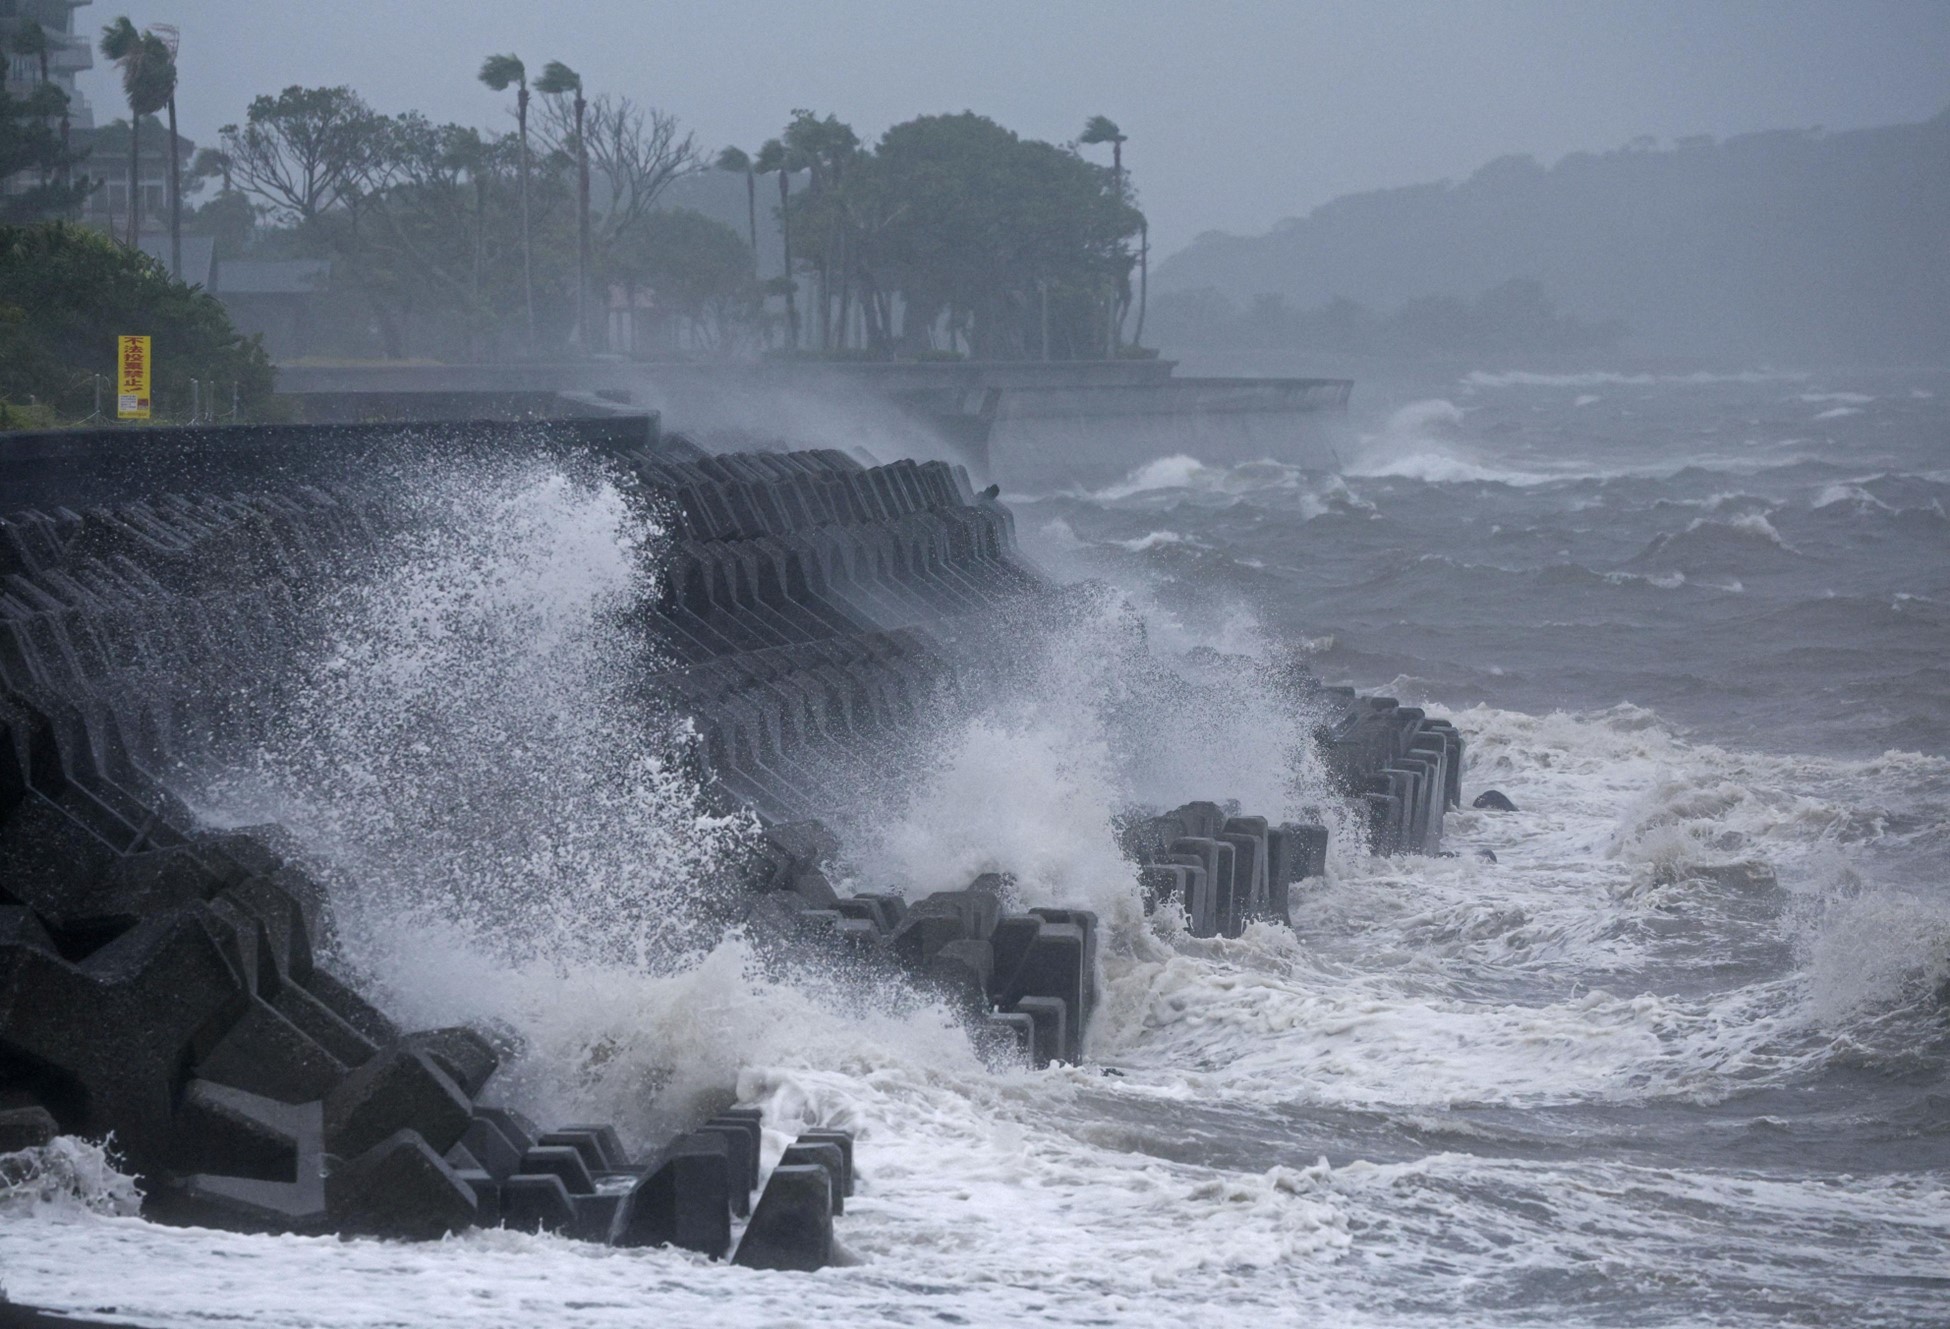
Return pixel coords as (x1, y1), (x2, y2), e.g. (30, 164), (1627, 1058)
(1, 16), (271, 422)
(1150, 278), (1626, 358)
(0, 222), (275, 420)
(184, 82), (1149, 363)
(5, 18), (1154, 368)
(718, 109), (1145, 359)
(187, 65), (713, 360)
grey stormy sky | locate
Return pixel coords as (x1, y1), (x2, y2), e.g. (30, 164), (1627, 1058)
(76, 0), (1950, 259)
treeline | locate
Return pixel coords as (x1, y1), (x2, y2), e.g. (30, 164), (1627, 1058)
(173, 89), (1144, 362)
(122, 59), (1144, 361)
(1150, 278), (1625, 357)
(1155, 111), (1950, 362)
(7, 17), (1150, 366)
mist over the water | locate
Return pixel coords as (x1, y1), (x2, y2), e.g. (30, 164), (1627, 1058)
(6, 4), (1950, 1327)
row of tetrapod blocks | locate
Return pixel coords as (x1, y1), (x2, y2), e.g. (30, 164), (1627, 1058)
(1, 696), (854, 1264)
(445, 1105), (856, 1270)
(0, 489), (380, 585)
(657, 504), (1026, 644)
(1320, 697), (1463, 854)
(1124, 800), (1330, 938)
(631, 452), (973, 544)
(691, 646), (953, 819)
(749, 823), (1099, 1066)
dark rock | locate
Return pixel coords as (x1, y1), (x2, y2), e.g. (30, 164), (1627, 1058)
(172, 1079), (307, 1182)
(327, 1129), (477, 1240)
(998, 919), (1088, 1064)
(987, 915), (1042, 999)
(1472, 790), (1519, 812)
(1477, 849), (1499, 863)
(979, 1010), (1035, 1065)
(270, 983), (378, 1070)
(732, 1164), (833, 1272)
(0, 1105), (58, 1152)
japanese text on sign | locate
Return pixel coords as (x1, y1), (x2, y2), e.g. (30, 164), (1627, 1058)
(117, 335), (151, 420)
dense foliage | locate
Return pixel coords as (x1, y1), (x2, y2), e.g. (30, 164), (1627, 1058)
(780, 111), (1142, 359)
(0, 222), (275, 418)
(177, 71), (1145, 362)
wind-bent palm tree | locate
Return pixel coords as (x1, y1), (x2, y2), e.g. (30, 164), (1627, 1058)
(1081, 114), (1126, 194)
(1081, 115), (1129, 356)
(536, 60), (588, 349)
(148, 24), (184, 279)
(478, 53), (535, 346)
(100, 18), (175, 248)
(716, 146), (757, 255)
(754, 137), (804, 349)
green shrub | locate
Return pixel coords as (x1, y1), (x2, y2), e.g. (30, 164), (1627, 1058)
(0, 222), (275, 421)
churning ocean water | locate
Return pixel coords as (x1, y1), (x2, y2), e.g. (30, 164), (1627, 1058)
(4, 365), (1948, 1328)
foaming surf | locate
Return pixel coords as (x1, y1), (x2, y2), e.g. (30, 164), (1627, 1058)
(8, 369), (1950, 1327)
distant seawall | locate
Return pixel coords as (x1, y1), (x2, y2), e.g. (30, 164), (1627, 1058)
(268, 360), (1352, 489)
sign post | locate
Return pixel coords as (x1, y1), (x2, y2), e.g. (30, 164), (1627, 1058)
(117, 335), (151, 420)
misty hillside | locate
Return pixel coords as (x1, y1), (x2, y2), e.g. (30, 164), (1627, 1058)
(1154, 109), (1950, 362)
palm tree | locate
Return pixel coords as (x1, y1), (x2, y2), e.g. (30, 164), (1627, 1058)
(1080, 114), (1126, 194)
(148, 24), (184, 280)
(536, 61), (588, 349)
(754, 137), (804, 349)
(716, 146), (757, 255)
(100, 18), (175, 249)
(478, 53), (535, 346)
(1081, 115), (1129, 357)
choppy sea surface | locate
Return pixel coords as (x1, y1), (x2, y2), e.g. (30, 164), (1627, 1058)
(5, 363), (1948, 1328)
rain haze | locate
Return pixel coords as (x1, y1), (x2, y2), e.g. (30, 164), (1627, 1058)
(6, 4), (1950, 1328)
(77, 0), (1950, 254)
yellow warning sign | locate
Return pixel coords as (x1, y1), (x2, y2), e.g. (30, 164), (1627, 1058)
(117, 335), (151, 420)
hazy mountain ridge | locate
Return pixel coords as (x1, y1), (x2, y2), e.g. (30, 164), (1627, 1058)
(1155, 109), (1950, 362)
